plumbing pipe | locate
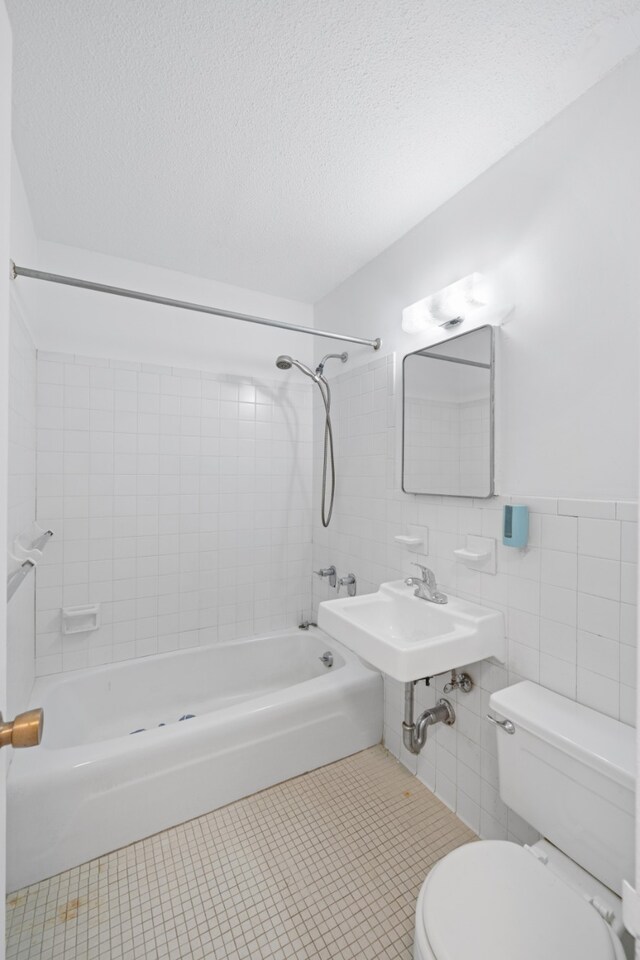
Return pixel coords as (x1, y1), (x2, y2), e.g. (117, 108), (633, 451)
(402, 682), (455, 755)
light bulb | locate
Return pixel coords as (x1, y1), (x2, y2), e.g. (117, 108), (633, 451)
(401, 272), (494, 333)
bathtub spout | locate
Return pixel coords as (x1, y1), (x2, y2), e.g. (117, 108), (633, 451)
(402, 682), (455, 755)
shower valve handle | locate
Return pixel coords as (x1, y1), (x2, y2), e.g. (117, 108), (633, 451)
(337, 573), (357, 597)
(315, 566), (337, 588)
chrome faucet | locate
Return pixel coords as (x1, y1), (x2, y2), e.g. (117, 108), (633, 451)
(405, 563), (448, 605)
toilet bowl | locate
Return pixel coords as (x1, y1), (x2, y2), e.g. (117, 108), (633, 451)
(414, 841), (626, 960)
(413, 682), (636, 960)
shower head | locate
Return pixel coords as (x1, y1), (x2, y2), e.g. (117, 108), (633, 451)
(275, 352), (347, 380)
(274, 355), (318, 381)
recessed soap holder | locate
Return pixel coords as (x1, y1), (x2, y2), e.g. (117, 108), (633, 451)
(394, 526), (427, 553)
(453, 535), (496, 575)
(62, 604), (101, 635)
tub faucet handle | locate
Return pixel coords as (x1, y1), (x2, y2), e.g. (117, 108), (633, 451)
(315, 565), (337, 588)
(337, 573), (356, 597)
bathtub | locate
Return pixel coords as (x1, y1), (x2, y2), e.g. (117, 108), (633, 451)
(8, 628), (382, 891)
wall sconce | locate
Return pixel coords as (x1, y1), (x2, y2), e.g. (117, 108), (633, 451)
(402, 273), (493, 333)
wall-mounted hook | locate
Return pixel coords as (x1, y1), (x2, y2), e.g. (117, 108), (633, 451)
(6, 524), (54, 603)
(7, 559), (36, 602)
(9, 541), (43, 570)
(31, 524), (54, 551)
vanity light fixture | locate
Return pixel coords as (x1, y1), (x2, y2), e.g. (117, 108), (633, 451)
(402, 272), (491, 333)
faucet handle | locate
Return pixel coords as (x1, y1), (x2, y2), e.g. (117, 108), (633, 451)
(337, 573), (356, 597)
(315, 565), (337, 588)
(411, 563), (436, 586)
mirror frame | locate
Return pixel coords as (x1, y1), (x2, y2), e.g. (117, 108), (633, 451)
(401, 323), (495, 498)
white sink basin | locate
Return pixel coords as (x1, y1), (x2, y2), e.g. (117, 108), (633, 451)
(318, 579), (506, 681)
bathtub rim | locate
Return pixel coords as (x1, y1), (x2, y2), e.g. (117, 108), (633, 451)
(31, 624), (345, 692)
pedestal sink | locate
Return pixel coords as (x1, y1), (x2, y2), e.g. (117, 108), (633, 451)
(318, 579), (506, 682)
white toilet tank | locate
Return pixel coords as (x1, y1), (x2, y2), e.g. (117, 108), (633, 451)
(490, 681), (635, 896)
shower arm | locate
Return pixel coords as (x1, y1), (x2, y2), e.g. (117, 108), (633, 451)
(10, 263), (382, 351)
(316, 352), (347, 375)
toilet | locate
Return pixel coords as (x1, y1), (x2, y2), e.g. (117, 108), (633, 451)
(414, 680), (636, 960)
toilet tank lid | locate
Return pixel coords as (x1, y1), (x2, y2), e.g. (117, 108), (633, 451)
(489, 682), (635, 790)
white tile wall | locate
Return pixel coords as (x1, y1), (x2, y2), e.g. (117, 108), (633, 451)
(312, 353), (637, 841)
(35, 352), (314, 675)
(404, 397), (461, 493)
(7, 306), (37, 716)
(404, 396), (489, 496)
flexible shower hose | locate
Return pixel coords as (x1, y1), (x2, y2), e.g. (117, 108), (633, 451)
(317, 375), (336, 528)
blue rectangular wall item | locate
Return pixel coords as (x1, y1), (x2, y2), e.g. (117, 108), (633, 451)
(503, 504), (529, 548)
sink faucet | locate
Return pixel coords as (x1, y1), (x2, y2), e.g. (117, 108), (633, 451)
(405, 563), (448, 605)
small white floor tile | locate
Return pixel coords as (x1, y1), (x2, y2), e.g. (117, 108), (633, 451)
(6, 745), (474, 960)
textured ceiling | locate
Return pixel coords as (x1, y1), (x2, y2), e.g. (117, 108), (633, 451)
(7, 0), (640, 301)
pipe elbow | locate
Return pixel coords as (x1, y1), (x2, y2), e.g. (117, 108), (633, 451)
(401, 697), (456, 756)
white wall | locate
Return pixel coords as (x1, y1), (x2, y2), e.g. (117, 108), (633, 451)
(7, 315), (36, 714)
(315, 50), (640, 502)
(23, 241), (315, 381)
(311, 51), (640, 842)
(7, 152), (38, 717)
(1, 0), (11, 944)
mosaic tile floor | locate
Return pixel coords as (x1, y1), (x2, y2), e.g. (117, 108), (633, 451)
(6, 746), (475, 960)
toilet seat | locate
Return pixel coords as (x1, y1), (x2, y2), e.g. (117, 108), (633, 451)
(414, 841), (625, 960)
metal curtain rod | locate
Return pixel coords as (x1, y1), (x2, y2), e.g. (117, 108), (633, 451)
(10, 262), (381, 350)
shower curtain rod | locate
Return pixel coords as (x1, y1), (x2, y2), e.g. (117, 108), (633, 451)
(10, 262), (381, 350)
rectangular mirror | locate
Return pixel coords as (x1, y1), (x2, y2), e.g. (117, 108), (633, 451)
(402, 325), (494, 497)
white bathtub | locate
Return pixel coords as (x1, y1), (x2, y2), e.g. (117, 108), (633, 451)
(8, 628), (382, 891)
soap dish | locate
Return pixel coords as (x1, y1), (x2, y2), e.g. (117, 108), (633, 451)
(394, 535), (423, 547)
(393, 526), (427, 553)
(453, 535), (496, 574)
